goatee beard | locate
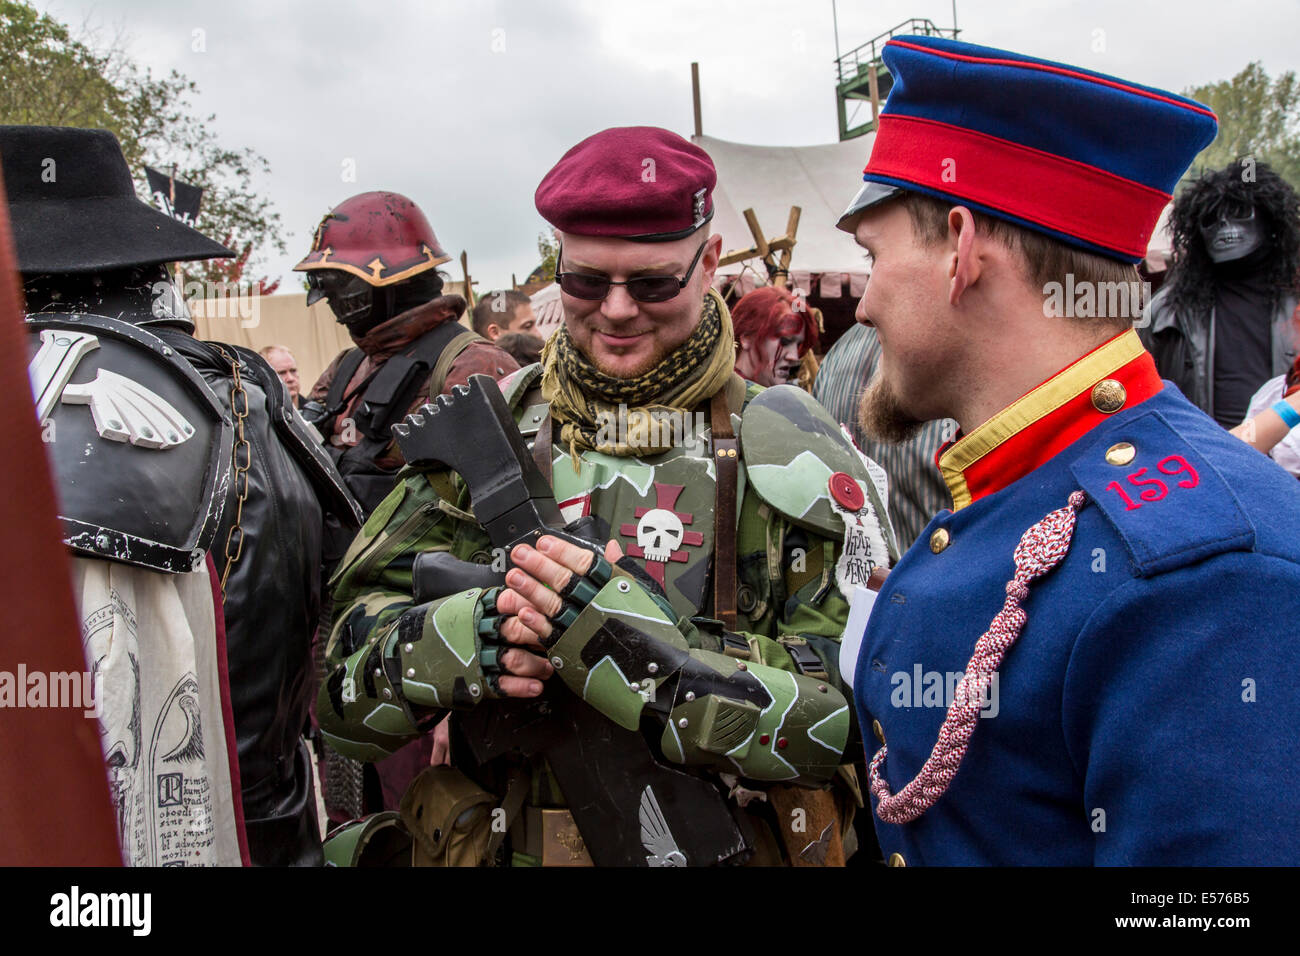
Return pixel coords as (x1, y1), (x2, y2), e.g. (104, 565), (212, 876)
(589, 347), (665, 381)
(858, 374), (925, 444)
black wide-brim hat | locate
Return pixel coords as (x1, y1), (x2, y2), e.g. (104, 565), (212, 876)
(0, 125), (234, 273)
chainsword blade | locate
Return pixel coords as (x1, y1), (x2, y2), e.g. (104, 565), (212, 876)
(391, 373), (564, 544)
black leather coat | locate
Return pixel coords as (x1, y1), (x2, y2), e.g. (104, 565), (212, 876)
(1141, 287), (1298, 421)
(164, 332), (360, 866)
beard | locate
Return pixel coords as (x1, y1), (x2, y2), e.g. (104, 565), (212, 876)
(857, 373), (926, 444)
(581, 340), (671, 380)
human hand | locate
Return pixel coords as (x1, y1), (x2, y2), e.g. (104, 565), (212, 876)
(494, 536), (624, 648)
(430, 713), (452, 766)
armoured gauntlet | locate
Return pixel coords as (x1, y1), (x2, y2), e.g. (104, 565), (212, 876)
(387, 542), (618, 710)
(544, 573), (850, 784)
(372, 539), (611, 713)
(393, 586), (523, 708)
(319, 582), (548, 761)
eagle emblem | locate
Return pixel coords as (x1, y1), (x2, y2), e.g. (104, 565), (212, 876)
(798, 822), (835, 865)
(639, 786), (687, 867)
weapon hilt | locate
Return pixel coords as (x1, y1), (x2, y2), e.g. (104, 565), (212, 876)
(392, 373), (608, 609)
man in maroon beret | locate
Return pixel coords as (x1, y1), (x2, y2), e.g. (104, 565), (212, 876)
(532, 126), (724, 387)
(319, 126), (895, 866)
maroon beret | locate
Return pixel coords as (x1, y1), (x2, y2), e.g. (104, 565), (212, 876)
(535, 126), (716, 242)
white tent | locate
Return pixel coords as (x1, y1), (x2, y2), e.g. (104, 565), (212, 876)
(695, 132), (874, 298)
(529, 281), (565, 340)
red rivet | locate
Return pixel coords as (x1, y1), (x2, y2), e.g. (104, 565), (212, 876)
(777, 737), (788, 750)
(828, 472), (864, 511)
(759, 733), (770, 745)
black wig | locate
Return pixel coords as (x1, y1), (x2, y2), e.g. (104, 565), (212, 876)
(1164, 160), (1300, 316)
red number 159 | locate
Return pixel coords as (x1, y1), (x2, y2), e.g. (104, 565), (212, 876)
(1106, 455), (1199, 511)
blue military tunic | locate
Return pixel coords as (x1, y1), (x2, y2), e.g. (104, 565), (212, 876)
(852, 330), (1300, 865)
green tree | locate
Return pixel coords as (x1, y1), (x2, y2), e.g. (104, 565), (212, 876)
(536, 229), (558, 282)
(1184, 62), (1300, 189)
(0, 0), (284, 285)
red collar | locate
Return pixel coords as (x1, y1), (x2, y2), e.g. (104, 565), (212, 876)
(938, 329), (1163, 509)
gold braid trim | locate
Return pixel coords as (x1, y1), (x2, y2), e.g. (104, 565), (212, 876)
(541, 288), (736, 462)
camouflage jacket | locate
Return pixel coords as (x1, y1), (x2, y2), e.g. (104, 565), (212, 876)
(317, 364), (899, 862)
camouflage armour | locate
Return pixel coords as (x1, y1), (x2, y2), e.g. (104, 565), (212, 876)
(317, 361), (899, 865)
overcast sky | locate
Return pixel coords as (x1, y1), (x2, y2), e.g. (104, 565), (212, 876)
(29, 0), (1300, 293)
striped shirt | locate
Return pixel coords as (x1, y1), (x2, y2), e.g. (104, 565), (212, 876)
(812, 323), (955, 551)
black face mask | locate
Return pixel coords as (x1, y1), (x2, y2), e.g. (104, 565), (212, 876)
(307, 269), (448, 338)
(307, 270), (379, 334)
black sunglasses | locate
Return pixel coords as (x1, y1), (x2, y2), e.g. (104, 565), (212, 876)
(554, 239), (708, 303)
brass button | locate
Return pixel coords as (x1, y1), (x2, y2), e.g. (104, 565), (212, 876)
(1105, 442), (1136, 466)
(1091, 379), (1127, 414)
(872, 719), (885, 743)
(888, 852), (907, 867)
(929, 528), (951, 553)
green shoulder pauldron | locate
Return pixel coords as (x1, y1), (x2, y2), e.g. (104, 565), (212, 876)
(739, 384), (899, 578)
(731, 383), (899, 696)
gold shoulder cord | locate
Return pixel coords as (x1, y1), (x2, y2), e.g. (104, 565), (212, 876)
(214, 345), (251, 598)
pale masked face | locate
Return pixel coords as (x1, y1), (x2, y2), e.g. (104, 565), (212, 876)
(738, 326), (805, 387)
(1199, 202), (1266, 264)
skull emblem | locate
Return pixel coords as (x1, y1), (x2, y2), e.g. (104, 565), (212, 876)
(637, 508), (684, 562)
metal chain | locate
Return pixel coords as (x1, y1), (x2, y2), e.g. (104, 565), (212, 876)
(214, 345), (251, 598)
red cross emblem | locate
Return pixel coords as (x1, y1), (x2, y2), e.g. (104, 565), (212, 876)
(618, 482), (705, 587)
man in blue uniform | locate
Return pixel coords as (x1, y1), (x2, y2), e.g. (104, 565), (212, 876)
(837, 35), (1300, 865)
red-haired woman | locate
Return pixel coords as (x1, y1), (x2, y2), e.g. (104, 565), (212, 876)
(731, 286), (819, 389)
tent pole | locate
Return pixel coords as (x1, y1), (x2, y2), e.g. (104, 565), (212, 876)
(832, 0), (840, 61)
(691, 62), (703, 137)
(460, 250), (475, 311)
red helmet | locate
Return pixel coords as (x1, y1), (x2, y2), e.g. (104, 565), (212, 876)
(293, 190), (450, 288)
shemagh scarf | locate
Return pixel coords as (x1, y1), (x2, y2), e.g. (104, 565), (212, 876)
(540, 288), (735, 460)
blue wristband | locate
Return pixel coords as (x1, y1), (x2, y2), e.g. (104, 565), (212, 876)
(1271, 400), (1300, 430)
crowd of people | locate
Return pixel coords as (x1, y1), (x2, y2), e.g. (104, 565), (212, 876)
(6, 31), (1300, 867)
